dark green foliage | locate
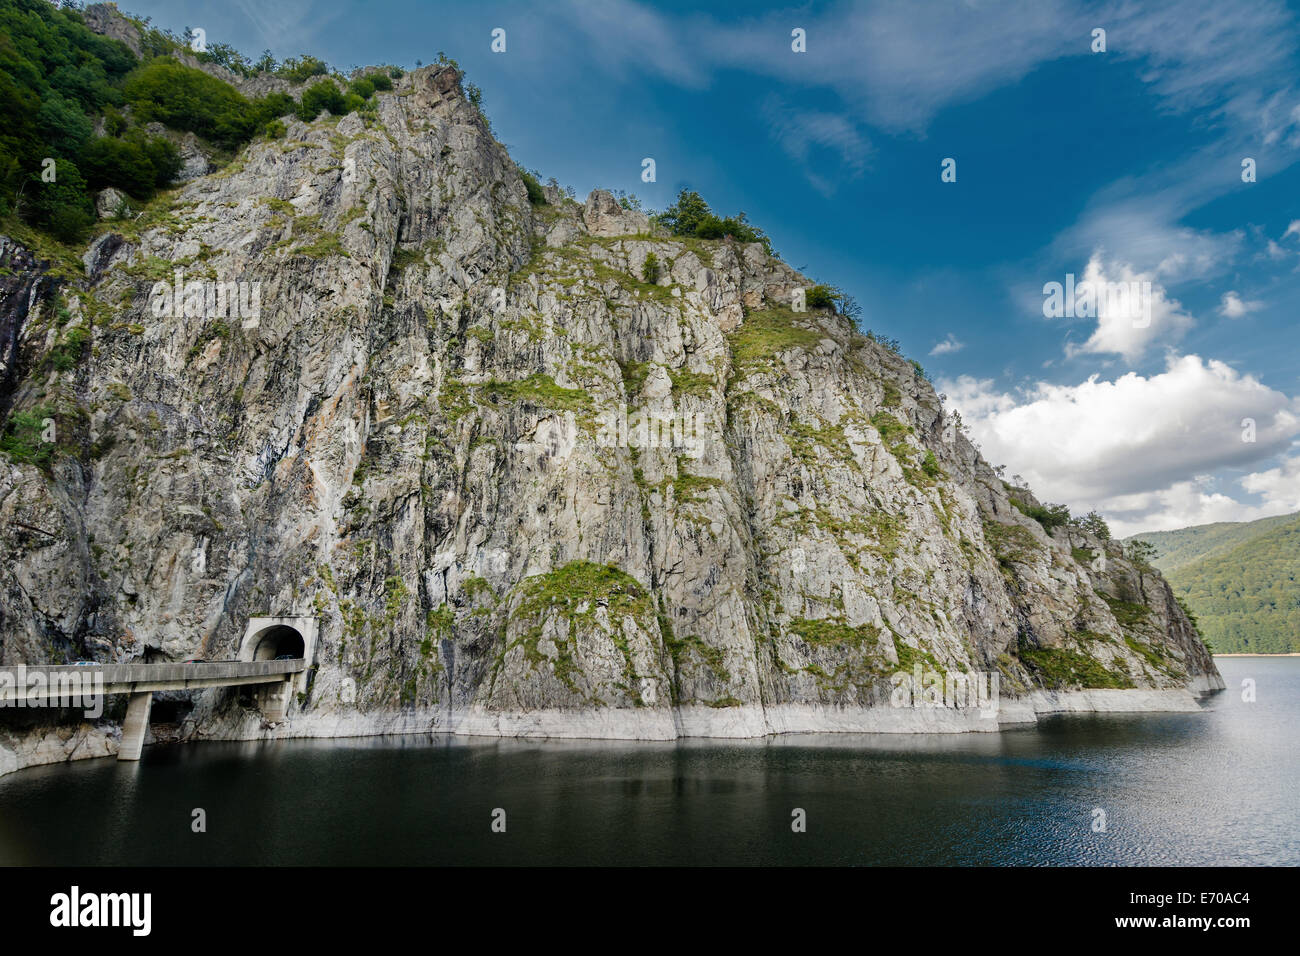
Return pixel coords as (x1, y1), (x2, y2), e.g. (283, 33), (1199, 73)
(657, 189), (772, 254)
(1, 0), (137, 223)
(36, 92), (93, 158)
(195, 41), (255, 76)
(126, 58), (301, 143)
(369, 72), (393, 91)
(641, 252), (660, 283)
(27, 158), (94, 241)
(82, 130), (180, 196)
(1124, 539), (1159, 567)
(1076, 510), (1112, 541)
(0, 406), (55, 467)
(103, 107), (127, 136)
(298, 79), (346, 121)
(519, 168), (546, 205)
(920, 450), (943, 479)
(277, 54), (330, 83)
(124, 58), (247, 146)
(1010, 497), (1071, 533)
(805, 284), (836, 309)
(1, 0), (325, 240)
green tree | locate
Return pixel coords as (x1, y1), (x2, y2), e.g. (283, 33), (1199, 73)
(1125, 539), (1160, 567)
(298, 80), (347, 120)
(1077, 510), (1112, 541)
(36, 92), (92, 158)
(28, 158), (94, 241)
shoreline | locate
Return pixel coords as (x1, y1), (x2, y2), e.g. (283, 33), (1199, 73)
(1212, 653), (1300, 657)
(1, 682), (1225, 779)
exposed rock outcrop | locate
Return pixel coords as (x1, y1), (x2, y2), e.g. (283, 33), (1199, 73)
(0, 56), (1222, 775)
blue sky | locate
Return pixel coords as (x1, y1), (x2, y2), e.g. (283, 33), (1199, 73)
(124, 0), (1300, 535)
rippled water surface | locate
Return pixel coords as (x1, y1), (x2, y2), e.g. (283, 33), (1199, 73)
(1, 657), (1295, 865)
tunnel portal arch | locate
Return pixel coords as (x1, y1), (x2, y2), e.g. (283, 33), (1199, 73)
(237, 617), (318, 700)
(248, 625), (306, 661)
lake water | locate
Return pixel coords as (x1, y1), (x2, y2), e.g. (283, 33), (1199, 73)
(0, 657), (1294, 865)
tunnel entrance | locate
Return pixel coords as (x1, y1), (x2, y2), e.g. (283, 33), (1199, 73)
(249, 625), (305, 660)
(236, 616), (318, 709)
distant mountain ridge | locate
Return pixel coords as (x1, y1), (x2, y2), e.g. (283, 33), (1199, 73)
(1130, 512), (1300, 653)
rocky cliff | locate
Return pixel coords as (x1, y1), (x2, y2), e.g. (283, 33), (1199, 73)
(0, 54), (1223, 773)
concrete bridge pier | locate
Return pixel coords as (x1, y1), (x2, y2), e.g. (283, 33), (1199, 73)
(256, 678), (294, 723)
(118, 691), (153, 761)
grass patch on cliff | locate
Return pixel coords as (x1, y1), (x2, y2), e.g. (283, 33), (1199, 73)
(0, 407), (56, 468)
(669, 466), (725, 505)
(727, 307), (821, 368)
(789, 618), (880, 649)
(1099, 592), (1152, 629)
(665, 632), (730, 683)
(483, 373), (592, 413)
(504, 561), (651, 697)
(1017, 640), (1135, 689)
(982, 518), (1042, 572)
(787, 420), (855, 470)
(867, 411), (942, 488)
(894, 640), (947, 678)
(669, 368), (715, 397)
(870, 411), (911, 443)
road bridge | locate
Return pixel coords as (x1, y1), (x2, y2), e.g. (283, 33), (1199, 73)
(0, 616), (316, 760)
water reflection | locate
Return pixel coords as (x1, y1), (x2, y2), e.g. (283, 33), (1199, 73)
(0, 659), (1294, 866)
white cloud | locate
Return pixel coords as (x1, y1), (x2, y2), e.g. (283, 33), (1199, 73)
(1241, 454), (1300, 512)
(1094, 478), (1298, 538)
(1060, 253), (1195, 362)
(940, 355), (1300, 517)
(557, 0), (712, 86)
(761, 94), (870, 195)
(1219, 290), (1264, 318)
(703, 0), (1086, 133)
(1285, 220), (1300, 241)
(929, 334), (964, 356)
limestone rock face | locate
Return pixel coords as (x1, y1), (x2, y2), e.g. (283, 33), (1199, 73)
(81, 3), (142, 57)
(0, 57), (1222, 770)
(175, 132), (212, 182)
(95, 188), (128, 219)
(583, 189), (650, 237)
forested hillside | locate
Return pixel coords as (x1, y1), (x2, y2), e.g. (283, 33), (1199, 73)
(1131, 512), (1300, 573)
(1131, 513), (1300, 653)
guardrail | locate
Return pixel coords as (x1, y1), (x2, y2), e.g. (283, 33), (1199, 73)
(0, 659), (306, 703)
